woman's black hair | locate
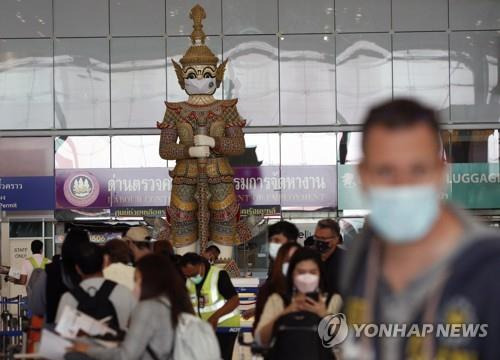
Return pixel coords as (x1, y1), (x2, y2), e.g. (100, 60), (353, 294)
(136, 254), (194, 327)
(283, 247), (327, 306)
(61, 228), (90, 288)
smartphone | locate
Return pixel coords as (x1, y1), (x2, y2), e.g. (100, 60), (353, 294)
(305, 291), (319, 302)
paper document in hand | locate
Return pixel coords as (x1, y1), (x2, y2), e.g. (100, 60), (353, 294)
(39, 329), (72, 360)
(8, 267), (21, 280)
(55, 306), (117, 339)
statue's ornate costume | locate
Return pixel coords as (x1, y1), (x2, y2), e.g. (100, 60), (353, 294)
(158, 5), (247, 254)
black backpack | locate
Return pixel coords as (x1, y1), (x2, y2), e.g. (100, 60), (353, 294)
(268, 311), (334, 360)
(70, 280), (124, 340)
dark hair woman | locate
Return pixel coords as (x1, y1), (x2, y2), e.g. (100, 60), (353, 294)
(43, 228), (90, 324)
(255, 247), (342, 348)
(253, 242), (301, 332)
(69, 254), (194, 359)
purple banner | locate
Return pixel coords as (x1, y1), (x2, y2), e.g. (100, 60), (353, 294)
(55, 166), (336, 211)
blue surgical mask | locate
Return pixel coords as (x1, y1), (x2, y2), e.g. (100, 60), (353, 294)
(366, 184), (440, 244)
(190, 274), (204, 285)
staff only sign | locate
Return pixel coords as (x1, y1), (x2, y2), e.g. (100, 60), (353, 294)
(55, 166), (337, 214)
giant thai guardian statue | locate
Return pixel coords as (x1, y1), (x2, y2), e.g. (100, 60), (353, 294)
(158, 4), (248, 259)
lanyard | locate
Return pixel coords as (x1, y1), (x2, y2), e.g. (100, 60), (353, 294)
(361, 238), (450, 359)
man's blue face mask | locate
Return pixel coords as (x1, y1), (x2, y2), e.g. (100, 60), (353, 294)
(366, 184), (440, 244)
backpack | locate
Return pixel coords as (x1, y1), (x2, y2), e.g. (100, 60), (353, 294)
(268, 311), (334, 360)
(70, 280), (124, 340)
(147, 304), (221, 360)
(26, 256), (50, 299)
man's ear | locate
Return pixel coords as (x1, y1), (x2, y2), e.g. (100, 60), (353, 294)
(215, 59), (228, 88)
(172, 59), (185, 89)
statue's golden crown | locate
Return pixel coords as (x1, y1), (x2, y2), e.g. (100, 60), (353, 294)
(179, 5), (219, 66)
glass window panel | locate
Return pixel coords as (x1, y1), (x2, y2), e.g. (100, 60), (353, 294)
(223, 0), (278, 35)
(0, 137), (53, 176)
(281, 133), (336, 165)
(392, 0), (448, 31)
(231, 133), (280, 167)
(54, 0), (109, 37)
(55, 38), (110, 129)
(167, 0), (221, 36)
(279, 0), (334, 34)
(110, 0), (165, 36)
(111, 38), (166, 128)
(0, 39), (53, 130)
(336, 33), (392, 124)
(280, 35), (335, 126)
(223, 35), (279, 126)
(449, 130), (500, 163)
(337, 132), (363, 164)
(450, 0), (500, 31)
(9, 222), (42, 238)
(335, 0), (391, 33)
(393, 32), (450, 122)
(111, 135), (166, 168)
(55, 136), (110, 169)
(450, 31), (500, 123)
(166, 36), (222, 102)
(0, 0), (52, 38)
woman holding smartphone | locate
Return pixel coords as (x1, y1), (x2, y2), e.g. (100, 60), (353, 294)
(255, 247), (342, 348)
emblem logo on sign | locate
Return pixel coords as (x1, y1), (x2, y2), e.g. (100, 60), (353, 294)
(63, 172), (100, 207)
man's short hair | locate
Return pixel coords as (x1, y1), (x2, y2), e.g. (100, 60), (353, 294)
(205, 245), (221, 255)
(362, 98), (442, 154)
(317, 219), (342, 243)
(268, 221), (299, 242)
(179, 252), (204, 268)
(75, 242), (104, 275)
(31, 240), (43, 254)
(103, 239), (131, 265)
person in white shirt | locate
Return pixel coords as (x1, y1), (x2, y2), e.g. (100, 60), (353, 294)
(102, 239), (135, 291)
(8, 240), (50, 286)
(56, 242), (136, 332)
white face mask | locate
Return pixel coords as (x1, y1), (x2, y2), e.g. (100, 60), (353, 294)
(366, 184), (440, 244)
(294, 273), (319, 294)
(282, 262), (289, 276)
(184, 78), (216, 95)
(269, 242), (282, 260)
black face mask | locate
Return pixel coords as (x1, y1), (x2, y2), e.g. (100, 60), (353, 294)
(315, 240), (331, 254)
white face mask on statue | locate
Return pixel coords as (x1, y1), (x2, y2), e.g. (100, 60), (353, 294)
(184, 78), (217, 95)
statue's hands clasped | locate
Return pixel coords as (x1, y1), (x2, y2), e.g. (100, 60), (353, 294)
(188, 145), (210, 158)
(194, 134), (216, 148)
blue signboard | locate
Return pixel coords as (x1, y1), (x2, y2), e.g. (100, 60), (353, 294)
(0, 177), (55, 211)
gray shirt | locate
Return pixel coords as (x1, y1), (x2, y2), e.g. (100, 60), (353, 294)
(56, 277), (137, 331)
(87, 297), (174, 360)
(377, 207), (496, 360)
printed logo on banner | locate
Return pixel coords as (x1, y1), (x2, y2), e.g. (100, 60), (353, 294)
(63, 172), (100, 207)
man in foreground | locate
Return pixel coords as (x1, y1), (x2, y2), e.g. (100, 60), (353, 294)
(342, 99), (500, 359)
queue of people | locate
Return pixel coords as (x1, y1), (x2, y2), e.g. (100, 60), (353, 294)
(12, 99), (500, 360)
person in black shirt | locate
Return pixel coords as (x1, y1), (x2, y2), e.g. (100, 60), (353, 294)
(180, 253), (240, 360)
(313, 218), (344, 297)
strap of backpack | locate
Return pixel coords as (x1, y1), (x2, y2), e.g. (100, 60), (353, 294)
(95, 280), (117, 299)
(70, 285), (92, 304)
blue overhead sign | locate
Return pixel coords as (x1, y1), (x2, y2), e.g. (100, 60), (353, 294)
(0, 177), (55, 211)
